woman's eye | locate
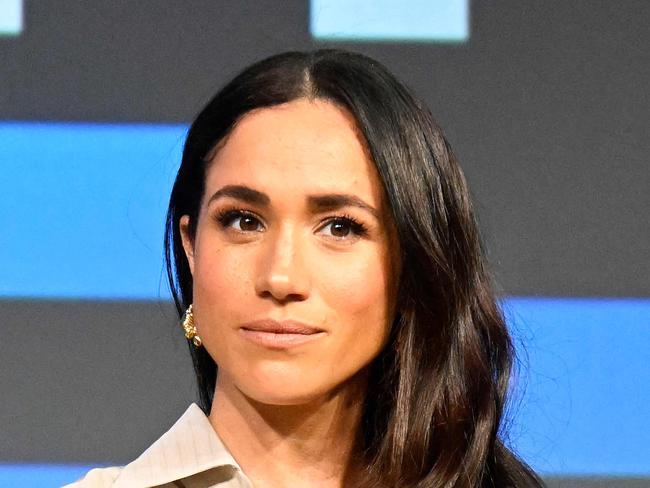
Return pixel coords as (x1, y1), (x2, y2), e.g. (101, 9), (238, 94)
(319, 218), (367, 240)
(217, 210), (263, 232)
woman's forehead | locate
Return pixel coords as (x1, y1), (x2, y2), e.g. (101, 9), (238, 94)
(204, 99), (385, 209)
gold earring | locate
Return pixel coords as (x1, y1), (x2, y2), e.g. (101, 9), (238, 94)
(182, 304), (202, 347)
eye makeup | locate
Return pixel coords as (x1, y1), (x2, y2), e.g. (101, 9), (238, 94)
(212, 205), (370, 240)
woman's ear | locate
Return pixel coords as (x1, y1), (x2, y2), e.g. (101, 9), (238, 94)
(179, 215), (195, 275)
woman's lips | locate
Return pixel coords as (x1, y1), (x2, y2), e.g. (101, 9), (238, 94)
(239, 319), (326, 349)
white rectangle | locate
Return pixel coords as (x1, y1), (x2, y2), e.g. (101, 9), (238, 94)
(311, 0), (468, 42)
(0, 0), (22, 35)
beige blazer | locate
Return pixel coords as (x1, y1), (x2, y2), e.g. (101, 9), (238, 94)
(63, 404), (252, 487)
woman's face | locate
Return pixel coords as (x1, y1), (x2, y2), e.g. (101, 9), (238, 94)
(181, 99), (400, 405)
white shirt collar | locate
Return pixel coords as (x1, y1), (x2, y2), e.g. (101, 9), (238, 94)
(112, 403), (250, 487)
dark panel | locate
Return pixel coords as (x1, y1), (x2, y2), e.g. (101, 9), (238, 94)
(0, 299), (195, 463)
(1, 1), (648, 126)
(545, 478), (650, 488)
(0, 0), (312, 122)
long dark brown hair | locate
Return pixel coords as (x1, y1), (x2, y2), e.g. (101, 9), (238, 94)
(164, 49), (544, 487)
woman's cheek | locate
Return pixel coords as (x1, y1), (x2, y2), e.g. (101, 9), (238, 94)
(321, 251), (389, 320)
(195, 245), (251, 315)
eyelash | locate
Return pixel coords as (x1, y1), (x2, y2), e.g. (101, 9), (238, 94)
(214, 206), (369, 239)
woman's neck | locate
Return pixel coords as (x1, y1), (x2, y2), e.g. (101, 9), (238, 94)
(209, 370), (368, 487)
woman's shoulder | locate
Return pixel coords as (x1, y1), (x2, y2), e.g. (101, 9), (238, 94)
(62, 466), (123, 487)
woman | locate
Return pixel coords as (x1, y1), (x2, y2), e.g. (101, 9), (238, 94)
(69, 49), (544, 487)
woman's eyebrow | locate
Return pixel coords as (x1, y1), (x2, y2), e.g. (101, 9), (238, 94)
(207, 185), (270, 206)
(307, 194), (379, 220)
(207, 185), (379, 219)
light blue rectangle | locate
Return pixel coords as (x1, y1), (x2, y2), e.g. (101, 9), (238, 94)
(0, 122), (186, 300)
(0, 464), (98, 487)
(505, 297), (650, 476)
(310, 0), (468, 42)
(0, 0), (22, 35)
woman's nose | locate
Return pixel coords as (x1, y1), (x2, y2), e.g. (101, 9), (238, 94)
(254, 225), (310, 303)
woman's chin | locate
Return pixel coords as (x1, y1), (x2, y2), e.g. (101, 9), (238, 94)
(226, 369), (337, 407)
(236, 376), (333, 407)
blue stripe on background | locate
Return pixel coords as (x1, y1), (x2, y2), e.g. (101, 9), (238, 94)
(310, 0), (468, 42)
(0, 122), (186, 300)
(505, 298), (650, 476)
(0, 464), (99, 487)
